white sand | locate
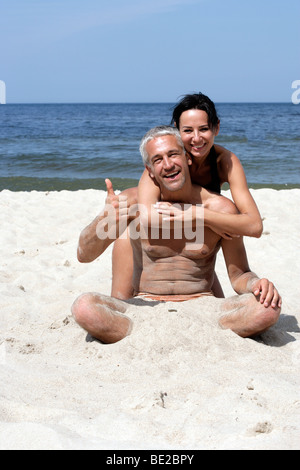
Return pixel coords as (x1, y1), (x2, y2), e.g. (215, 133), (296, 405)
(0, 188), (299, 450)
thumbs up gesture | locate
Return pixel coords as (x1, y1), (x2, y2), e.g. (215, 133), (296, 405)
(105, 178), (118, 208)
(104, 179), (128, 225)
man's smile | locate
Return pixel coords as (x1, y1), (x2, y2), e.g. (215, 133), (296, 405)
(163, 170), (180, 180)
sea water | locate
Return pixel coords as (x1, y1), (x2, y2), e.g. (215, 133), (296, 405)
(0, 102), (299, 191)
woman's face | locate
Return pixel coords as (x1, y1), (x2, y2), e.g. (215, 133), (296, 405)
(178, 109), (220, 160)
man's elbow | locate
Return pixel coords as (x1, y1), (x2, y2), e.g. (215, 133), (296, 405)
(77, 248), (87, 263)
(77, 245), (93, 263)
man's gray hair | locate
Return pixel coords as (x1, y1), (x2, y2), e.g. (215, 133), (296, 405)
(139, 125), (184, 165)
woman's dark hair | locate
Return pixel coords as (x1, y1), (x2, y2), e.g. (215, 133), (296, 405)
(171, 93), (220, 130)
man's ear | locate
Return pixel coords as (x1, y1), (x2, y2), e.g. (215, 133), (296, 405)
(186, 152), (192, 166)
(146, 165), (155, 180)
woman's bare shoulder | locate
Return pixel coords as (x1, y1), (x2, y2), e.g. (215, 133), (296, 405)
(214, 144), (238, 160)
(214, 144), (244, 183)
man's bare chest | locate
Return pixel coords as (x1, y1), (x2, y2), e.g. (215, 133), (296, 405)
(141, 228), (221, 261)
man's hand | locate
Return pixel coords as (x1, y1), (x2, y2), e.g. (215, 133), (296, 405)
(251, 278), (282, 308)
(104, 178), (128, 224)
(105, 178), (122, 209)
(77, 180), (132, 263)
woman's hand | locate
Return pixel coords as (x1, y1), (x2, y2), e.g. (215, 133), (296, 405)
(154, 201), (192, 221)
(154, 201), (239, 239)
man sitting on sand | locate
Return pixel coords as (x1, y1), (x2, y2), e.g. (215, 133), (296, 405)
(72, 126), (281, 343)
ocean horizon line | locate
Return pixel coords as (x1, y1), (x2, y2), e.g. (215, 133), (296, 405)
(0, 101), (294, 106)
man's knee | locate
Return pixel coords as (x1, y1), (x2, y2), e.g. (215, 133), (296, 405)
(72, 292), (127, 323)
(250, 294), (281, 333)
(261, 304), (281, 330)
(221, 293), (281, 337)
(71, 293), (94, 324)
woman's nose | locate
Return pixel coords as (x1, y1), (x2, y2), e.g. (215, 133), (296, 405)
(192, 131), (201, 142)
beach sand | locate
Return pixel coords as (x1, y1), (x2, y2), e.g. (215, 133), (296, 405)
(0, 188), (299, 450)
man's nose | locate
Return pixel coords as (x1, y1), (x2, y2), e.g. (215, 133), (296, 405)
(162, 156), (174, 169)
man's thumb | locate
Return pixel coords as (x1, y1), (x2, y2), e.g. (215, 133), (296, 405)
(105, 178), (114, 196)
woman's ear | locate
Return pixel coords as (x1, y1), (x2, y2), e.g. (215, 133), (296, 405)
(214, 120), (220, 137)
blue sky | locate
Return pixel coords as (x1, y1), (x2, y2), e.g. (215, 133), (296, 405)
(0, 0), (299, 103)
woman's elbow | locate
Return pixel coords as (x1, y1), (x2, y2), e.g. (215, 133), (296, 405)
(250, 219), (263, 238)
(138, 204), (152, 228)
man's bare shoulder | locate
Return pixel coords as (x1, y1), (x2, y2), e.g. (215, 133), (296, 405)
(197, 186), (238, 215)
(120, 186), (138, 205)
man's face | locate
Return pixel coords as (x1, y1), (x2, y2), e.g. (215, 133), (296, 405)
(146, 135), (192, 192)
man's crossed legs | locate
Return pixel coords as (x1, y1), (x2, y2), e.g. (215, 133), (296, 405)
(72, 292), (280, 343)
